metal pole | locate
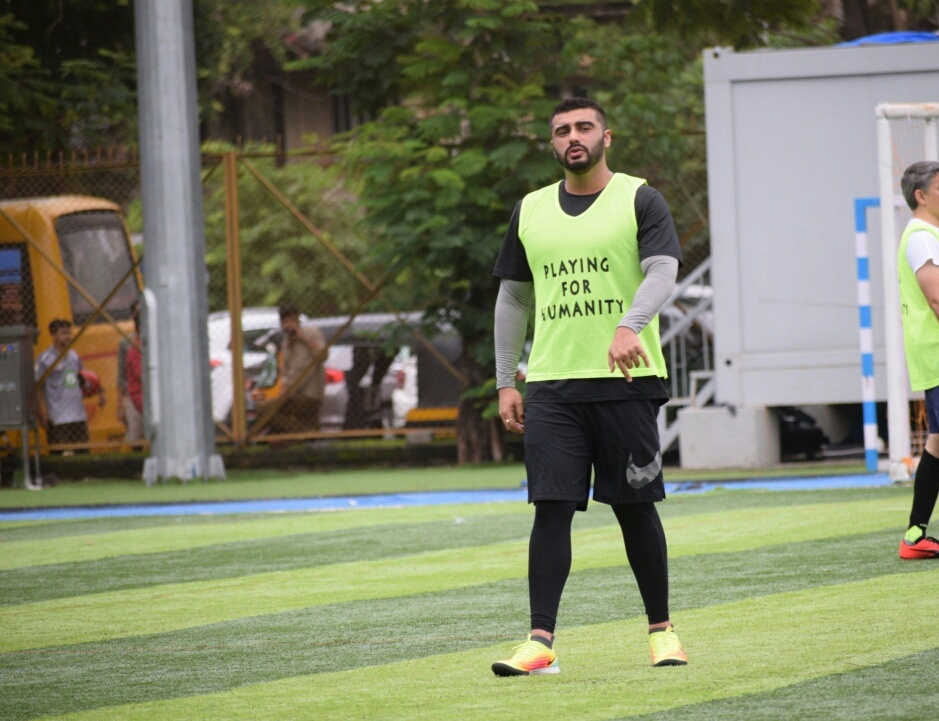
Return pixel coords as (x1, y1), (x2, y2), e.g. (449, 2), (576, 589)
(926, 117), (938, 161)
(224, 152), (247, 443)
(136, 0), (224, 483)
(876, 109), (911, 481)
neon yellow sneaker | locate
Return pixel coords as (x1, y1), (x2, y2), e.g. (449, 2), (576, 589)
(491, 634), (559, 676)
(649, 626), (688, 666)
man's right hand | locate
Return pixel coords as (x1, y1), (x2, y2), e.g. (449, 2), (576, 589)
(498, 387), (525, 434)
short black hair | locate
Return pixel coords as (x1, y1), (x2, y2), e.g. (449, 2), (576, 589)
(549, 97), (607, 130)
(902, 161), (939, 211)
(49, 319), (71, 335)
(279, 304), (301, 321)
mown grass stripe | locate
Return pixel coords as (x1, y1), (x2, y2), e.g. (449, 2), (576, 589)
(0, 502), (530, 570)
(0, 527), (925, 721)
(37, 570), (939, 721)
(3, 487), (896, 607)
(0, 498), (905, 653)
(626, 647), (939, 721)
(0, 494), (909, 607)
(0, 509), (540, 606)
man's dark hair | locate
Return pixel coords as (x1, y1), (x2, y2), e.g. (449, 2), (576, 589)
(901, 160), (939, 211)
(279, 304), (301, 321)
(49, 319), (71, 335)
(549, 97), (607, 130)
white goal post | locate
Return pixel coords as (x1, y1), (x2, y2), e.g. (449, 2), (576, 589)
(876, 102), (939, 481)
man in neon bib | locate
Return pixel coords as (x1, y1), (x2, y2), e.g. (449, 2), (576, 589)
(897, 160), (939, 560)
(491, 98), (687, 675)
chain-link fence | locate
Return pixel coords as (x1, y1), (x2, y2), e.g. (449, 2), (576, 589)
(0, 146), (711, 462)
(0, 154), (142, 461)
(201, 149), (465, 445)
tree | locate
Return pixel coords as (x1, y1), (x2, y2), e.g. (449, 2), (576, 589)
(1, 0), (304, 155)
(1, 1), (136, 153)
(198, 143), (388, 317)
(308, 0), (832, 461)
(636, 0), (819, 48)
(832, 0), (939, 40)
(314, 0), (565, 461)
(0, 14), (56, 150)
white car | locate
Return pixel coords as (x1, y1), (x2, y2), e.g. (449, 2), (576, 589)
(207, 308), (417, 431)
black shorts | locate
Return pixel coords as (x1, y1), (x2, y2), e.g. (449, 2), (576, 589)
(523, 399), (666, 511)
(925, 386), (939, 435)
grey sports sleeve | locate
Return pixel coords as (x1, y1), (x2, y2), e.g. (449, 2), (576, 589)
(617, 255), (679, 334)
(494, 279), (533, 390)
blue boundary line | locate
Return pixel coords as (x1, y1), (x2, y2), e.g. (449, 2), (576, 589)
(0, 473), (894, 522)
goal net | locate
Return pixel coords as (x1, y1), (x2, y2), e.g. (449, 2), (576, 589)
(876, 103), (939, 480)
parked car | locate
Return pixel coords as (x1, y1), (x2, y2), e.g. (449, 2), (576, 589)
(207, 308), (418, 431)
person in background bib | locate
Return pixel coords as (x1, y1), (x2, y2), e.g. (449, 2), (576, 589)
(897, 160), (939, 560)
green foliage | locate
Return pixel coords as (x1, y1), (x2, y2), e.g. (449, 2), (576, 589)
(57, 49), (138, 149)
(2, 0), (136, 152)
(192, 0), (302, 119)
(288, 0), (429, 116)
(636, 0), (820, 48)
(334, 1), (563, 367)
(2, 0), (302, 153)
(0, 14), (54, 139)
(562, 18), (710, 258)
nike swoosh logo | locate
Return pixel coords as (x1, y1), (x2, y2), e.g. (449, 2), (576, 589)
(627, 451), (662, 488)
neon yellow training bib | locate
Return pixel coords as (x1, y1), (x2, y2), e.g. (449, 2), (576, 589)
(519, 173), (668, 382)
(898, 219), (939, 391)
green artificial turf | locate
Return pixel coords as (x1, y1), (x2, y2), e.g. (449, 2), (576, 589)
(629, 647), (939, 721)
(0, 500), (912, 651)
(0, 482), (934, 721)
(20, 570), (938, 721)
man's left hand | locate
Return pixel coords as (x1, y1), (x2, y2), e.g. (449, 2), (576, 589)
(608, 326), (649, 382)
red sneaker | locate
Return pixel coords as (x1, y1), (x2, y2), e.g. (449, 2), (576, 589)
(899, 535), (939, 559)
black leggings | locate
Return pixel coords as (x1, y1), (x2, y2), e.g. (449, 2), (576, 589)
(529, 500), (670, 634)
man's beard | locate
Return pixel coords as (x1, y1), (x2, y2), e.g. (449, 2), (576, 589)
(554, 138), (605, 174)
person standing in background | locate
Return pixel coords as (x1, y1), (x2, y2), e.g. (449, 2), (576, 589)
(117, 312), (144, 442)
(36, 319), (105, 452)
(897, 160), (939, 559)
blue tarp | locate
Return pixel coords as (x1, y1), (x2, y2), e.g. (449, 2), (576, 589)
(838, 31), (939, 47)
(0, 473), (894, 521)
